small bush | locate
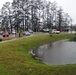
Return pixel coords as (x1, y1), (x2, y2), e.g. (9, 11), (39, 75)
(69, 36), (76, 41)
(0, 38), (2, 42)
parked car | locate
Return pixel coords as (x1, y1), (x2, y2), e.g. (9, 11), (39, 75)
(12, 31), (16, 34)
(23, 31), (30, 36)
(52, 29), (60, 34)
(0, 31), (3, 35)
(8, 31), (11, 34)
(42, 28), (49, 32)
(2, 32), (9, 37)
(28, 29), (33, 33)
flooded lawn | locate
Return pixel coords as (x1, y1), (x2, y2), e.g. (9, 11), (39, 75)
(33, 40), (76, 65)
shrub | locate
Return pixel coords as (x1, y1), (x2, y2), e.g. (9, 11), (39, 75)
(0, 38), (2, 42)
(69, 36), (76, 41)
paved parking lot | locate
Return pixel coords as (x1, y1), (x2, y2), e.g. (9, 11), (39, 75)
(0, 31), (75, 43)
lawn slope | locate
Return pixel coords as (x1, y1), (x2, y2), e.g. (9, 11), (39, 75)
(0, 34), (76, 75)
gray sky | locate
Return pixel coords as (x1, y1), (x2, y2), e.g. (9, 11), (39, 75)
(0, 0), (76, 24)
(48, 0), (76, 24)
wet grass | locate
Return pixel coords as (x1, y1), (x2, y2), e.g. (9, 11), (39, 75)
(0, 34), (76, 75)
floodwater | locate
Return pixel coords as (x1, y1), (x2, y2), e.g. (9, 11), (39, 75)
(33, 40), (76, 65)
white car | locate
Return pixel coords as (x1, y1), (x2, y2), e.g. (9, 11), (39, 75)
(28, 29), (33, 33)
(42, 29), (49, 32)
(0, 31), (3, 35)
(12, 31), (16, 34)
(52, 29), (60, 34)
(23, 31), (30, 36)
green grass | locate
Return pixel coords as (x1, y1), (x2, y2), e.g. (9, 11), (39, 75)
(0, 37), (13, 42)
(0, 34), (76, 75)
(69, 36), (76, 41)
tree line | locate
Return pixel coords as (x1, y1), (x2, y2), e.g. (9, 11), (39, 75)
(0, 0), (72, 33)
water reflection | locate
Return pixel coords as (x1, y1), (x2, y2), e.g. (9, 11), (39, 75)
(33, 40), (76, 65)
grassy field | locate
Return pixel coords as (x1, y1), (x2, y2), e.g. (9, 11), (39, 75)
(0, 34), (76, 75)
(0, 37), (14, 41)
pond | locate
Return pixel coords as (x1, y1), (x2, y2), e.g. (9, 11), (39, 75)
(33, 40), (76, 65)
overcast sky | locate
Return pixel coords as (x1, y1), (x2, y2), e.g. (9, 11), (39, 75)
(0, 0), (76, 24)
(50, 0), (76, 24)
